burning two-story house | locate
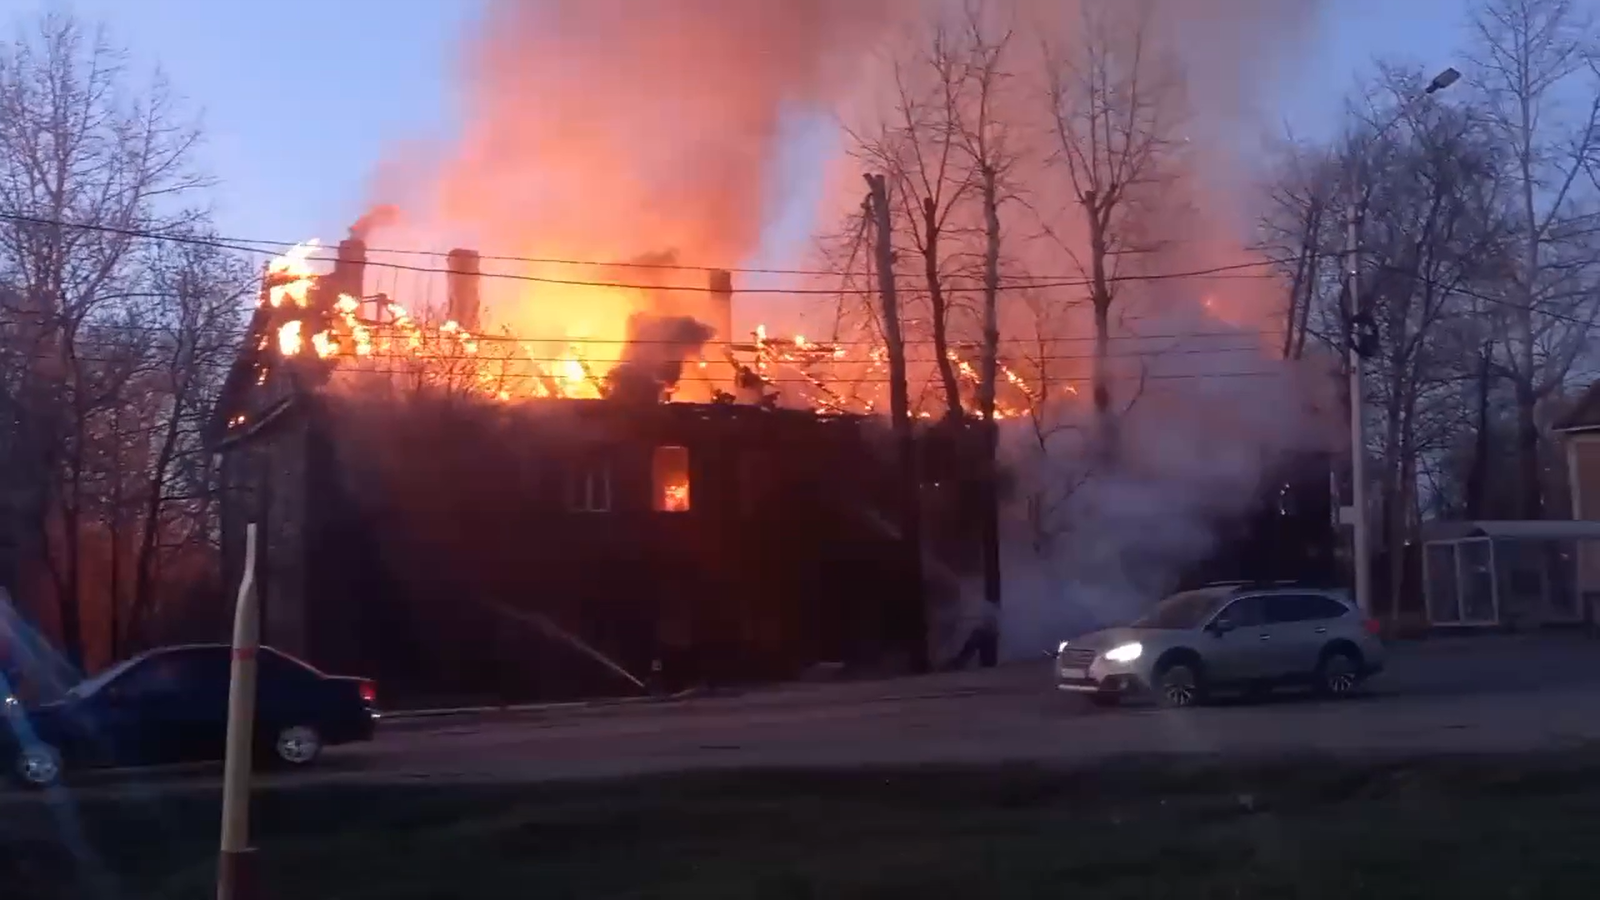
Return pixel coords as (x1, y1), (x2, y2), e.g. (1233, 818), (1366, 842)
(207, 240), (933, 703)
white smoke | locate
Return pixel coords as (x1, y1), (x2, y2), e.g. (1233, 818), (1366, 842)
(990, 353), (1341, 659)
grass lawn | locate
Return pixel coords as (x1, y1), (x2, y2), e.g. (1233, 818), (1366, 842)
(5, 752), (1600, 898)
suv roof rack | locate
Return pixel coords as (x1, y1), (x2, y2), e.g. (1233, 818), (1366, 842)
(1203, 579), (1315, 589)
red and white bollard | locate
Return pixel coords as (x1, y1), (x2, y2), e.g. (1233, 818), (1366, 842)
(218, 523), (260, 900)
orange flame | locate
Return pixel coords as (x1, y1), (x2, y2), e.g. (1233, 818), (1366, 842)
(277, 321), (303, 356)
(255, 242), (1050, 419)
(266, 240), (318, 308)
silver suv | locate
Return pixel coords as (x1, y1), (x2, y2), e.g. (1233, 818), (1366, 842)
(1055, 583), (1385, 707)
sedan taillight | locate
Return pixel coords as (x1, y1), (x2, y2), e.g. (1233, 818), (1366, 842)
(1362, 617), (1382, 637)
(358, 681), (378, 704)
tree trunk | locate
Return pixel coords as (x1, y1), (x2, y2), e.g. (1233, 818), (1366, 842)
(922, 198), (963, 422)
(867, 174), (928, 673)
(1388, 392), (1418, 622)
(1464, 343), (1492, 518)
(1292, 248), (1319, 360)
(133, 341), (193, 642)
(1380, 392), (1404, 620)
(1083, 195), (1117, 462)
(57, 348), (87, 671)
(108, 406), (124, 663)
(1282, 198), (1322, 361)
(1515, 378), (1542, 518)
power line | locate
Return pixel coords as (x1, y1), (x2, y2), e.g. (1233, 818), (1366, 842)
(16, 346), (1296, 384)
(6, 318), (1280, 347)
(0, 210), (1295, 282)
(1376, 264), (1600, 334)
(0, 212), (1291, 295)
(21, 343), (1284, 369)
(235, 367), (1293, 386)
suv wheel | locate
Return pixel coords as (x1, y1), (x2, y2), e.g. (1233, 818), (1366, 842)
(1155, 662), (1204, 708)
(1315, 648), (1362, 697)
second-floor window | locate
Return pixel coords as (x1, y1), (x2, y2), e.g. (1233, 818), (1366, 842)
(652, 445), (690, 512)
(568, 462), (612, 513)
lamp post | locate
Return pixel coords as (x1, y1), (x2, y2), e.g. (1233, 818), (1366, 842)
(1346, 66), (1460, 617)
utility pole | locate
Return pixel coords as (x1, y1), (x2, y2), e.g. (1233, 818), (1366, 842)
(1344, 182), (1372, 617)
(1344, 65), (1460, 618)
(866, 173), (928, 673)
(976, 163), (1003, 667)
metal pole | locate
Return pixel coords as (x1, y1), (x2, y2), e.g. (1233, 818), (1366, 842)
(1346, 178), (1372, 617)
(1340, 67), (1457, 619)
(218, 522), (261, 900)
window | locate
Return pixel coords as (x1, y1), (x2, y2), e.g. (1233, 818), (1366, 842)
(567, 462), (612, 513)
(105, 650), (224, 700)
(1264, 593), (1350, 624)
(259, 648), (323, 690)
(652, 445), (691, 512)
(1211, 595), (1266, 629)
(1133, 589), (1232, 629)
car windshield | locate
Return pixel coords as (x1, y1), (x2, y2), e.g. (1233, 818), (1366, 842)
(1131, 589), (1230, 629)
(66, 653), (148, 698)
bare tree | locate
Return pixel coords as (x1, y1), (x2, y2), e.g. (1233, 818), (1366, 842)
(1348, 75), (1509, 614)
(946, 2), (1018, 665)
(1041, 0), (1186, 462)
(1258, 138), (1342, 360)
(1469, 0), (1600, 518)
(866, 171), (928, 672)
(0, 11), (209, 667)
(125, 238), (249, 649)
(845, 23), (984, 421)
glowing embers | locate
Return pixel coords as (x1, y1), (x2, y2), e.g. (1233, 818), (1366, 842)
(652, 445), (690, 512)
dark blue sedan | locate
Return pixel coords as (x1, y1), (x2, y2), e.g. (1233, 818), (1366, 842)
(1, 644), (379, 787)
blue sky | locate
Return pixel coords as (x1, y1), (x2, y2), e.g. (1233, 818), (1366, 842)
(10, 0), (1469, 269)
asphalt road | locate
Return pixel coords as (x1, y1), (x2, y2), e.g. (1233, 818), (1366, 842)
(10, 632), (1600, 799)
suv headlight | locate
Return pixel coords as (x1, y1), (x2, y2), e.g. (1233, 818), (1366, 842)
(1103, 642), (1143, 663)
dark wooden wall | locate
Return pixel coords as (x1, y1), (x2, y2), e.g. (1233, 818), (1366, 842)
(222, 395), (920, 704)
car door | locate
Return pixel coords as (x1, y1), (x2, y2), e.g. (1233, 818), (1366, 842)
(256, 648), (325, 738)
(88, 656), (181, 766)
(1263, 593), (1352, 677)
(153, 648), (232, 762)
(1202, 595), (1272, 684)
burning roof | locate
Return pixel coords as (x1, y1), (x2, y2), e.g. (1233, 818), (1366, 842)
(209, 237), (1045, 440)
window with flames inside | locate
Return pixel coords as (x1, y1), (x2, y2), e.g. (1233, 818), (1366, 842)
(652, 445), (691, 513)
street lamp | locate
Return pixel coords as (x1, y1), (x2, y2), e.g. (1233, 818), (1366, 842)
(1346, 66), (1459, 619)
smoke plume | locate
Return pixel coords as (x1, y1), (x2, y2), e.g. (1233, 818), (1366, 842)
(420, 0), (895, 263)
(347, 203), (401, 243)
(359, 0), (1342, 659)
(608, 313), (717, 403)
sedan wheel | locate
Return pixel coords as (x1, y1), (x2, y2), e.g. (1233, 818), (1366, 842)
(1318, 652), (1361, 696)
(1157, 664), (1202, 708)
(14, 743), (62, 788)
(273, 725), (323, 766)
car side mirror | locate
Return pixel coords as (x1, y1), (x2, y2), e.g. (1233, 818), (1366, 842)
(1208, 617), (1235, 635)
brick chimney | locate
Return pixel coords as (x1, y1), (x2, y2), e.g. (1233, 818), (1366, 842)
(446, 249), (481, 330)
(330, 238), (367, 305)
(707, 268), (736, 397)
